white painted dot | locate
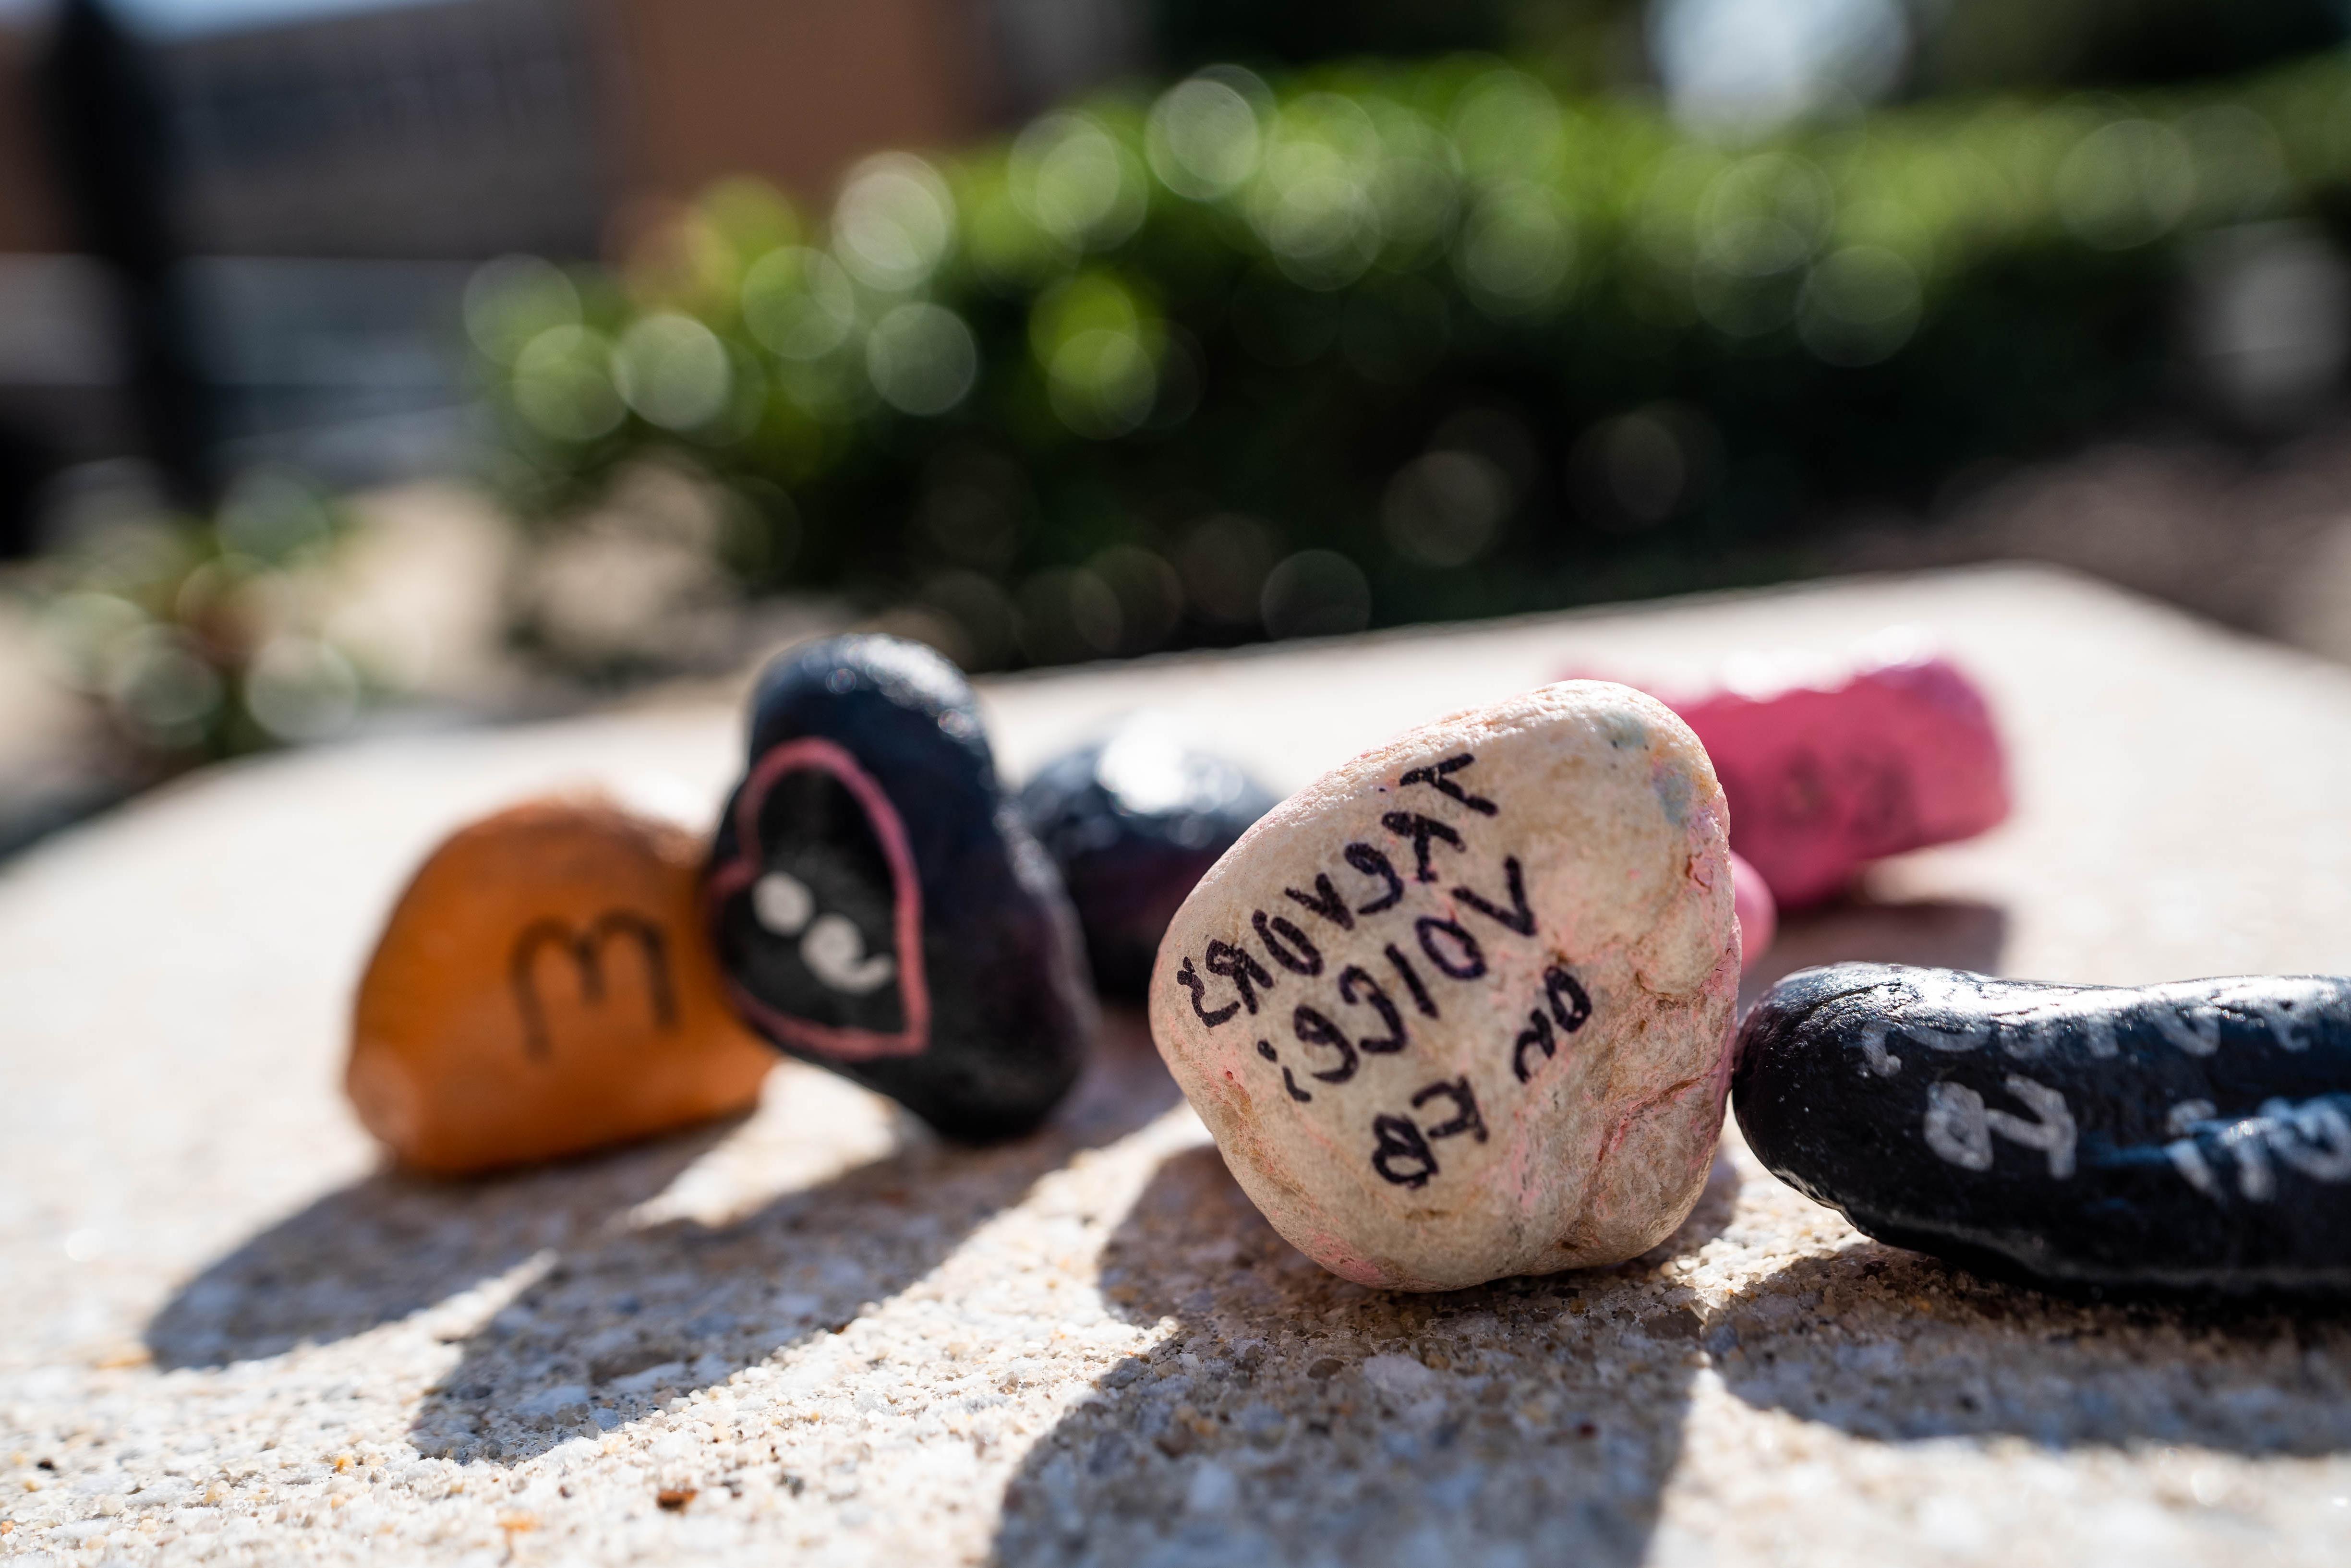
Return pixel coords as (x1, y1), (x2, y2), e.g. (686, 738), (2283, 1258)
(63, 1227), (102, 1262)
(752, 872), (815, 936)
(801, 914), (896, 995)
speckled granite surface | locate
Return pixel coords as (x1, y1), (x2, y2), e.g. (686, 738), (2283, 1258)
(4, 566), (2348, 1566)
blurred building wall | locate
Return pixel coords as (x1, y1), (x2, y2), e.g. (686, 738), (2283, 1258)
(605, 0), (996, 218)
(162, 0), (605, 258)
(0, 19), (64, 253)
(0, 0), (1147, 537)
(0, 8), (145, 543)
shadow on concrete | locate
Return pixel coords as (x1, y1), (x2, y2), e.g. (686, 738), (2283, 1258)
(1742, 897), (2009, 1010)
(1712, 1244), (2351, 1454)
(144, 1120), (744, 1370)
(406, 1007), (1182, 1464)
(989, 1139), (1742, 1568)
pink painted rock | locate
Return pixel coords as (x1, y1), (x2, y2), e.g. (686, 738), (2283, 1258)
(1149, 682), (1741, 1291)
(1731, 850), (1776, 970)
(1607, 638), (2009, 909)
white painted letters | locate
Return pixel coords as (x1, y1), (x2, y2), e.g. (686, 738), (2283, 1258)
(1922, 1073), (2076, 1178)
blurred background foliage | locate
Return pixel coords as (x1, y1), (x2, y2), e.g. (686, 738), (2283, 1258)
(470, 48), (2351, 678)
(14, 0), (2351, 785)
(16, 468), (381, 761)
(1158, 0), (2351, 96)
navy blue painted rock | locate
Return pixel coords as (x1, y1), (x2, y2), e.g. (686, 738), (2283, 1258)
(1017, 717), (1279, 998)
(704, 635), (1095, 1140)
(1734, 963), (2351, 1297)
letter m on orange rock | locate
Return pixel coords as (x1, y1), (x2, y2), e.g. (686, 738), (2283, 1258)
(508, 911), (679, 1061)
(347, 797), (773, 1176)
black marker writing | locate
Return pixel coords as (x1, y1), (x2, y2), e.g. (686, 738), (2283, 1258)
(1412, 1076), (1489, 1144)
(1385, 943), (1439, 1018)
(1399, 753), (1497, 815)
(1337, 964), (1408, 1053)
(1415, 916), (1487, 980)
(1369, 1076), (1490, 1187)
(1512, 965), (1593, 1083)
(510, 910), (676, 1062)
(1177, 955), (1238, 1027)
(1254, 909), (1325, 976)
(1454, 855), (1535, 937)
(1382, 811), (1465, 883)
(1205, 939), (1275, 1016)
(1284, 873), (1354, 931)
(1544, 965), (1591, 1031)
(1345, 842), (1405, 914)
(1258, 1037), (1314, 1103)
(1293, 1005), (1359, 1084)
(1372, 1114), (1438, 1188)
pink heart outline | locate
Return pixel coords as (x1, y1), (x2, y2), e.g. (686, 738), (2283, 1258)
(706, 736), (932, 1061)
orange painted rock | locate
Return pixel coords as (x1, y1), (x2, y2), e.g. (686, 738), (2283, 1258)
(348, 796), (774, 1175)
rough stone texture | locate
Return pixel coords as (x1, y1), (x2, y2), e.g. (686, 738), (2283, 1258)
(1735, 963), (2351, 1297)
(1149, 683), (1739, 1291)
(348, 795), (774, 1176)
(5, 566), (2351, 1567)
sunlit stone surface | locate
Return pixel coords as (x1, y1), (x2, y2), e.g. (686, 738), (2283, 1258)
(14, 570), (2351, 1567)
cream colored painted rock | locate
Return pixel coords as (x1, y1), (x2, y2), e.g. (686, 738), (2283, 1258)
(1149, 682), (1740, 1291)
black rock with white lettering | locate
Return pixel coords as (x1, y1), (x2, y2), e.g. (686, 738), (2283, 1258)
(1018, 721), (1279, 997)
(703, 635), (1095, 1140)
(1734, 963), (2351, 1296)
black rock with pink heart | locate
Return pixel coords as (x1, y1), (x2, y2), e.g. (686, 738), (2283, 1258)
(705, 635), (1095, 1140)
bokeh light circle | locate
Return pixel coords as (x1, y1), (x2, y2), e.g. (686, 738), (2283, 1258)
(867, 302), (979, 416)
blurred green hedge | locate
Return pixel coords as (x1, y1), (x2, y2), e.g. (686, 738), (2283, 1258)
(470, 53), (2351, 672)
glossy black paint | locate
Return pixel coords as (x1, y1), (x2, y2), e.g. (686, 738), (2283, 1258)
(706, 635), (1095, 1141)
(1734, 963), (2351, 1297)
(1018, 722), (1278, 997)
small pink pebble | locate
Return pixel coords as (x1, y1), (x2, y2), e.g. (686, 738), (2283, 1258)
(1587, 633), (2010, 909)
(1731, 850), (1775, 969)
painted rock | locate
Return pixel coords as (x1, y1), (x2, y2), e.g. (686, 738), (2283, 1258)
(1150, 682), (1741, 1291)
(1730, 850), (1775, 972)
(704, 635), (1095, 1141)
(348, 795), (775, 1176)
(1734, 963), (2351, 1296)
(1018, 714), (1280, 998)
(1610, 637), (2009, 908)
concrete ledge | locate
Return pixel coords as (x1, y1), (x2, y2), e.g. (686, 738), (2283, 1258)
(4, 566), (2348, 1565)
